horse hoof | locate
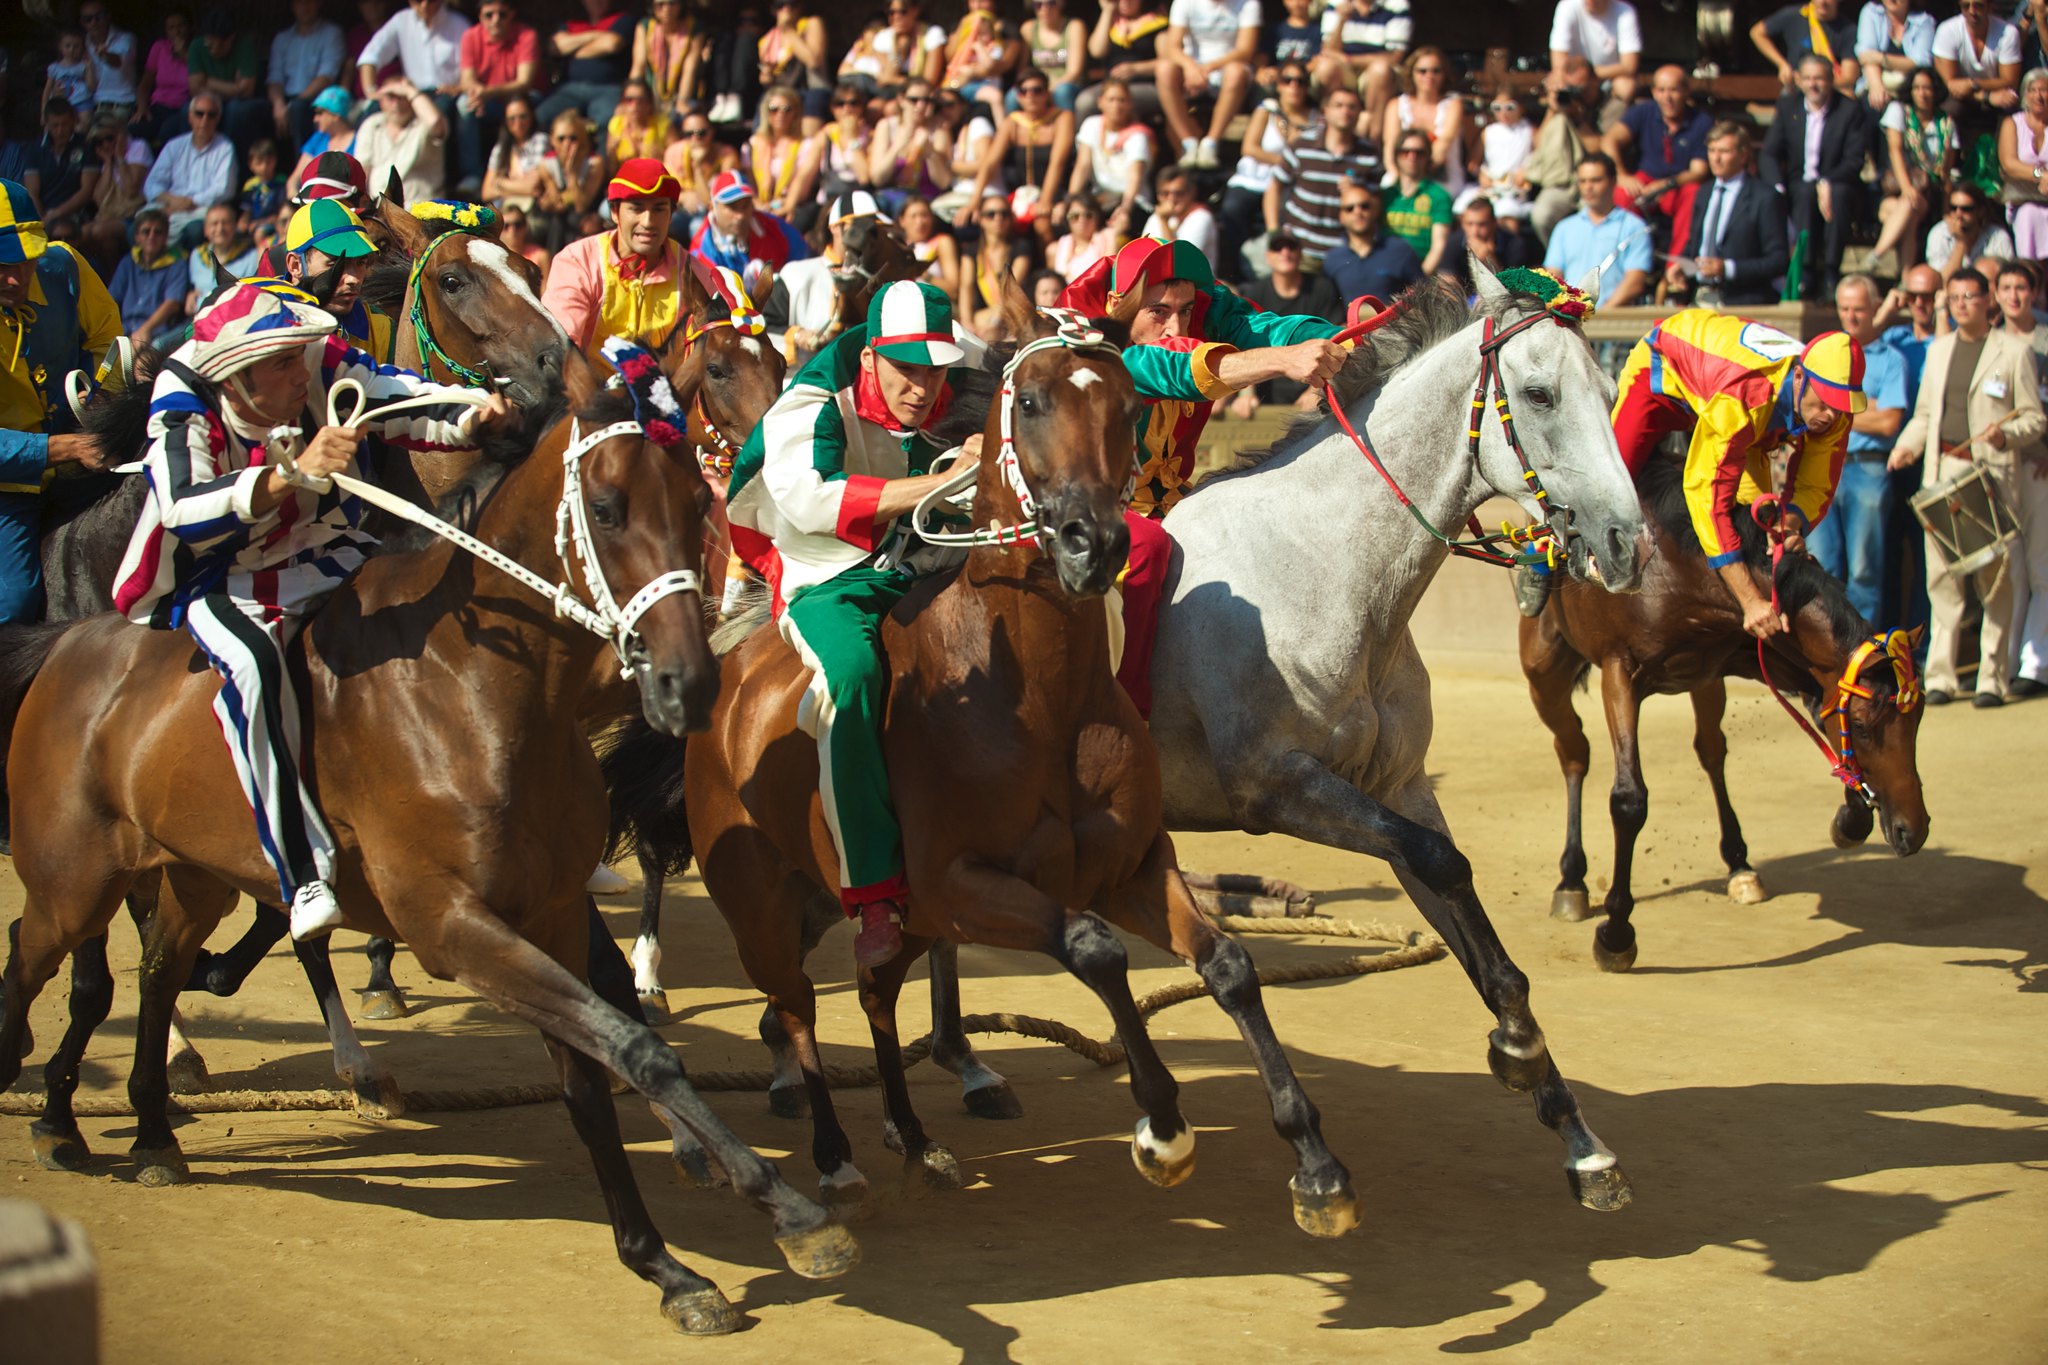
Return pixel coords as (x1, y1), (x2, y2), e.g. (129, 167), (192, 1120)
(910, 1145), (964, 1191)
(165, 1047), (210, 1094)
(819, 1169), (872, 1220)
(133, 1148), (189, 1187)
(1290, 1180), (1361, 1238)
(356, 989), (410, 1022)
(662, 1286), (742, 1337)
(961, 1081), (1023, 1121)
(1486, 1032), (1547, 1093)
(1550, 887), (1594, 922)
(30, 1124), (90, 1173)
(351, 1074), (406, 1122)
(774, 1221), (861, 1281)
(1592, 930), (1638, 973)
(1830, 805), (1874, 850)
(636, 991), (672, 1026)
(767, 1084), (808, 1120)
(1726, 871), (1768, 904)
(1131, 1117), (1196, 1188)
(1567, 1162), (1634, 1212)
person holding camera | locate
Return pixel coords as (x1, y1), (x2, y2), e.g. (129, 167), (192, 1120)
(1524, 61), (1600, 243)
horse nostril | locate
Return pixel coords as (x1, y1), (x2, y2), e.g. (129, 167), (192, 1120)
(1058, 519), (1094, 558)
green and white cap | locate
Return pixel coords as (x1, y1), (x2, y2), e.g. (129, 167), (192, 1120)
(866, 280), (963, 367)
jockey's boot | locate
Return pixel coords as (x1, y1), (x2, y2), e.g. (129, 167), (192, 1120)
(289, 881), (345, 941)
(1513, 561), (1555, 618)
(853, 900), (905, 970)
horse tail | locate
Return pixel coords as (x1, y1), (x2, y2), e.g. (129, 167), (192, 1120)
(0, 621), (86, 842)
(596, 715), (694, 878)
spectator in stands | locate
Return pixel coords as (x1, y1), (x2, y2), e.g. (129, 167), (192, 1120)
(689, 168), (809, 273)
(79, 115), (151, 272)
(271, 0), (348, 155)
(1319, 178), (1420, 301)
(1763, 53), (1870, 299)
(961, 74), (1073, 239)
(1876, 261), (1944, 350)
(899, 195), (963, 294)
(541, 113), (608, 243)
(546, 158), (690, 357)
(137, 9), (196, 147)
(81, 2), (140, 124)
(750, 88), (820, 233)
(38, 102), (98, 242)
(760, 0), (832, 124)
(1811, 273), (1910, 624)
(1933, 0), (2021, 117)
(349, 0), (402, 89)
(1218, 58), (1316, 281)
(145, 94), (238, 248)
(633, 0), (705, 125)
(1259, 0), (1322, 91)
(941, 0), (1021, 122)
(871, 81), (955, 214)
(286, 89), (357, 200)
(931, 89), (995, 218)
(483, 96), (551, 223)
(1467, 90), (1534, 223)
(1543, 151), (1649, 305)
(356, 0), (467, 165)
(811, 85), (876, 213)
(1550, 0), (1641, 113)
(1926, 179), (2014, 282)
(190, 7), (270, 154)
(1525, 62), (1600, 242)
(48, 29), (100, 122)
(356, 78), (448, 207)
(1384, 131), (1453, 274)
(1080, 0), (1170, 126)
(1143, 163), (1218, 257)
(499, 203), (551, 279)
(1271, 84), (1379, 261)
(1029, 266), (1066, 306)
(1156, 0), (1260, 171)
(186, 198), (259, 312)
(1314, 0), (1410, 137)
(1069, 79), (1155, 224)
(537, 0), (630, 129)
(1857, 0), (1937, 112)
(1016, 0), (1088, 113)
(609, 79), (673, 167)
(1440, 195), (1534, 295)
(1874, 66), (1955, 272)
(1667, 119), (1786, 308)
(1998, 67), (2048, 255)
(1604, 65), (1709, 251)
(241, 141), (287, 230)
(1752, 0), (1860, 95)
(1047, 193), (1118, 280)
(110, 208), (186, 346)
(873, 1), (947, 95)
(960, 191), (1031, 335)
(456, 0), (540, 198)
(1226, 229), (1342, 417)
(664, 108), (740, 242)
(1384, 47), (1466, 197)
(0, 113), (39, 215)
(704, 5), (768, 124)
(1997, 259), (2048, 367)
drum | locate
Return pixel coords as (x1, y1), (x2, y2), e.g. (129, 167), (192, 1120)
(1910, 461), (2019, 580)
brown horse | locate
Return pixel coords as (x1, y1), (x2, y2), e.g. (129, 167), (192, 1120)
(0, 346), (855, 1334)
(1521, 452), (1930, 971)
(678, 281), (1361, 1235)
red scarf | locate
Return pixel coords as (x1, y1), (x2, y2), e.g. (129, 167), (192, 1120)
(853, 361), (952, 437)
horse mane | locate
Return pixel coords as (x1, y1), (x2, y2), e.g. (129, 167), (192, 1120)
(358, 248), (415, 317)
(1639, 446), (1870, 653)
(368, 379), (582, 556)
(82, 342), (176, 466)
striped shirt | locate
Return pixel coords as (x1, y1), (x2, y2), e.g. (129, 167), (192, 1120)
(1276, 134), (1384, 255)
(1322, 0), (1411, 56)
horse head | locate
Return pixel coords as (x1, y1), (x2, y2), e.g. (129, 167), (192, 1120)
(1470, 259), (1646, 593)
(664, 259), (786, 478)
(833, 213), (921, 333)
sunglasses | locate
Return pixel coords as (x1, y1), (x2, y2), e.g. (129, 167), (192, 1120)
(1903, 290), (1936, 301)
(834, 96), (861, 107)
(1340, 202), (1373, 211)
(681, 126), (712, 137)
(767, 104), (795, 115)
(903, 94), (933, 105)
(1398, 146), (1428, 156)
(979, 208), (1009, 218)
(1950, 202), (1977, 212)
(1019, 85), (1048, 96)
(1278, 74), (1307, 85)
(553, 133), (578, 143)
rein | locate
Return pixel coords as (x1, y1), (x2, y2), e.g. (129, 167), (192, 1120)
(406, 229), (494, 388)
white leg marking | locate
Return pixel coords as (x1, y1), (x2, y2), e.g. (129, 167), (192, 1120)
(957, 1061), (1008, 1095)
(1495, 1029), (1547, 1060)
(631, 934), (662, 994)
(466, 239), (572, 344)
(1568, 1125), (1618, 1173)
(166, 1010), (195, 1060)
(1134, 1116), (1196, 1167)
(820, 1161), (868, 1193)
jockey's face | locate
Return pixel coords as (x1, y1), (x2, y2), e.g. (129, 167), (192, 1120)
(615, 196), (674, 259)
(863, 347), (945, 428)
(0, 259), (31, 309)
(1128, 279), (1199, 345)
(1795, 371), (1844, 437)
(231, 349), (313, 425)
(288, 246), (369, 317)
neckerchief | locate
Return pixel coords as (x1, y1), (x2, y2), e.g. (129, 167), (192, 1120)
(131, 244), (179, 270)
(1803, 4), (1833, 62)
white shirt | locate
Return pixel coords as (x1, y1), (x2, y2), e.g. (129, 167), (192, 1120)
(1142, 202), (1218, 259)
(1802, 98), (1828, 181)
(88, 27), (137, 105)
(1076, 115), (1155, 199)
(1931, 15), (2021, 83)
(356, 5), (470, 90)
(871, 22), (946, 81)
(1697, 172), (1745, 271)
(1548, 0), (1641, 66)
(1169, 0), (1262, 66)
(354, 110), (446, 207)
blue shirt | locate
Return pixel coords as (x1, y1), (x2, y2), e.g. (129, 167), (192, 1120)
(109, 251), (187, 334)
(1543, 207), (1653, 305)
(1879, 322), (1930, 393)
(269, 21), (347, 99)
(1620, 102), (1713, 180)
(1847, 333), (1910, 457)
(1320, 234), (1422, 306)
(1855, 2), (1936, 74)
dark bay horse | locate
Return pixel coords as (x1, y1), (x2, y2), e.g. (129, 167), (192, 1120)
(0, 346), (855, 1335)
(666, 282), (1362, 1236)
(1520, 451), (1930, 971)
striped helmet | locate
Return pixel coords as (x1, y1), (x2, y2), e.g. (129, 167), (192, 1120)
(189, 283), (338, 382)
(866, 280), (962, 367)
(0, 179), (47, 265)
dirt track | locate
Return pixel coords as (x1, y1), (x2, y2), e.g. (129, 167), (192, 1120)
(4, 656), (2046, 1364)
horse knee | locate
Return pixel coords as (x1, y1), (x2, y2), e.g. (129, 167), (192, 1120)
(1401, 826), (1472, 896)
(1197, 936), (1258, 1011)
(1609, 783), (1647, 833)
(1058, 914), (1126, 979)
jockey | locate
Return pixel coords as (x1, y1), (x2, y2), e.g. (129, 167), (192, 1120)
(543, 157), (691, 360)
(254, 149), (374, 279)
(1513, 307), (1866, 639)
(110, 283), (506, 939)
(688, 170), (810, 277)
(274, 198), (393, 359)
(724, 280), (981, 969)
(1056, 235), (1347, 712)
(0, 177), (122, 624)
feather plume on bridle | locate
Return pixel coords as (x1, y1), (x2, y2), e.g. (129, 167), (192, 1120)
(600, 337), (689, 449)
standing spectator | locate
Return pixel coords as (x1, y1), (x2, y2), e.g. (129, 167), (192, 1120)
(287, 89), (359, 198)
(1998, 67), (2048, 255)
(80, 2), (140, 123)
(1857, 0), (1937, 111)
(1468, 90), (1535, 222)
(869, 80), (954, 213)
(664, 108), (741, 243)
(1926, 179), (2014, 283)
(1315, 0), (1411, 138)
(1889, 266), (2043, 705)
(1525, 64), (1599, 242)
(1542, 151), (1650, 305)
(355, 78), (449, 206)
(1270, 84), (1378, 260)
(1550, 0), (1641, 111)
(1384, 131), (1454, 274)
(1762, 53), (1871, 299)
(1384, 47), (1466, 197)
(1440, 196), (1534, 295)
(1668, 120), (1786, 308)
(1079, 0), (1170, 126)
(38, 102), (100, 240)
(137, 10), (197, 147)
(456, 0), (540, 198)
(608, 79), (674, 167)
(144, 94), (239, 247)
(1231, 230), (1342, 412)
(189, 8), (270, 154)
(1318, 178), (1420, 302)
(750, 88), (821, 232)
(271, 0), (348, 155)
(760, 0), (832, 123)
(1218, 58), (1317, 280)
(1142, 163), (1218, 257)
(357, 0), (470, 148)
(1157, 0), (1260, 170)
(1604, 65), (1710, 251)
(1752, 0), (1861, 95)
(1812, 274), (1911, 624)
(872, 1), (947, 95)
(46, 30), (99, 122)
(545, 159), (692, 357)
(110, 208), (187, 346)
(186, 199), (259, 312)
(1018, 0), (1089, 112)
(633, 0), (705, 124)
(687, 168), (810, 273)
(1998, 266), (2048, 695)
(1047, 194), (1118, 280)
(1069, 79), (1156, 222)
(1874, 66), (1956, 271)
(1933, 0), (2022, 117)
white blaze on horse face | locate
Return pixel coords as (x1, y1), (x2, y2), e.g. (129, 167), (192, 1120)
(1068, 365), (1103, 390)
(740, 336), (762, 361)
(466, 237), (570, 345)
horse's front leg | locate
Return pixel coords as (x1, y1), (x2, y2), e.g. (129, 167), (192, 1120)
(357, 935), (409, 1020)
(1690, 681), (1766, 903)
(1596, 659), (1649, 971)
(292, 936), (403, 1119)
(631, 851), (670, 1023)
(1519, 615), (1597, 921)
(925, 938), (1023, 1119)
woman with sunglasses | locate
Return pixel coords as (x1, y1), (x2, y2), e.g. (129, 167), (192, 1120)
(1016, 0), (1087, 112)
(607, 79), (673, 165)
(872, 80), (955, 214)
(811, 83), (878, 212)
(896, 194), (961, 296)
(957, 73), (1073, 242)
(630, 0), (706, 125)
(498, 203), (552, 280)
(1217, 59), (1318, 282)
(79, 113), (152, 273)
(1876, 66), (1956, 272)
(750, 88), (823, 231)
(1046, 192), (1120, 280)
(664, 109), (739, 239)
(539, 112), (609, 244)
(960, 191), (1033, 337)
(1383, 45), (1467, 196)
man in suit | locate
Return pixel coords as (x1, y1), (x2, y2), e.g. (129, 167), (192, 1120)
(1664, 118), (1787, 307)
(1761, 53), (1870, 299)
(1889, 267), (2045, 706)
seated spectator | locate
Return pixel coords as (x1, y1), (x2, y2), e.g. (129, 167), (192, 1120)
(1551, 0), (1642, 111)
(109, 208), (187, 347)
(633, 0), (706, 125)
(1542, 151), (1649, 305)
(47, 28), (99, 121)
(136, 10), (196, 147)
(1029, 266), (1066, 306)
(1874, 260), (1943, 348)
(78, 114), (152, 272)
(1439, 195), (1534, 295)
(1319, 178), (1421, 301)
(81, 3), (140, 125)
(1856, 0), (1937, 112)
(356, 78), (449, 207)
(872, 1), (948, 96)
(1047, 193), (1121, 279)
(456, 0), (541, 197)
(1666, 119), (1786, 308)
(1383, 130), (1454, 274)
(1384, 47), (1467, 197)
(1259, 0), (1323, 93)
(608, 79), (673, 166)
(1017, 0), (1089, 112)
(540, 113), (608, 244)
(536, 0), (630, 130)
(1466, 89), (1534, 222)
(355, 0), (468, 168)
(1068, 79), (1156, 223)
(750, 88), (822, 233)
(932, 87), (995, 218)
(498, 203), (551, 280)
(190, 7), (271, 154)
(1078, 0), (1169, 126)
(1933, 1), (2021, 121)
(1926, 179), (2013, 283)
(1751, 0), (1859, 96)
(186, 199), (260, 313)
(812, 85), (877, 213)
(664, 108), (741, 242)
(759, 0), (832, 123)
(1762, 53), (1870, 299)
(1315, 0), (1411, 137)
(1219, 58), (1318, 281)
(942, 0), (1022, 122)
(1874, 65), (1955, 272)
(38, 101), (99, 240)
(270, 0), (348, 155)
(959, 191), (1033, 336)
(872, 80), (956, 214)
(703, 3), (768, 127)
(1604, 65), (1709, 250)
(240, 141), (287, 230)
(1525, 64), (1600, 242)
(1997, 68), (2048, 257)
(836, 16), (893, 102)
(349, 0), (405, 93)
(545, 158), (690, 357)
(1270, 84), (1380, 261)
(1157, 0), (1259, 170)
(482, 97), (550, 212)
(1231, 229), (1343, 412)
(688, 168), (809, 273)
(899, 195), (963, 295)
(1142, 163), (1218, 258)
(959, 74), (1073, 240)
(144, 94), (239, 248)
(0, 112), (38, 212)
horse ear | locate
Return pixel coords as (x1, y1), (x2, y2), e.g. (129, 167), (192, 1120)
(211, 256), (237, 290)
(1471, 253), (1508, 309)
(1575, 268), (1602, 301)
(376, 195), (430, 260)
(383, 168), (407, 211)
(680, 256), (716, 318)
(560, 341), (598, 411)
(996, 267), (1041, 346)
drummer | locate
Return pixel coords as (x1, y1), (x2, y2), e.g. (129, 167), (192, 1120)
(1889, 267), (2045, 708)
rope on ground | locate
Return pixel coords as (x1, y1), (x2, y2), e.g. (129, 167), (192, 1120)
(0, 916), (1445, 1117)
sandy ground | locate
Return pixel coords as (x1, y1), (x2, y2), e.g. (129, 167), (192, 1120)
(3, 655), (2046, 1364)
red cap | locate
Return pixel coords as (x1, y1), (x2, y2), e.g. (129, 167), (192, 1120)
(608, 157), (681, 203)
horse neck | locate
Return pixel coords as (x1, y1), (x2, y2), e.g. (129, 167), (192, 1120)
(1781, 604), (1855, 698)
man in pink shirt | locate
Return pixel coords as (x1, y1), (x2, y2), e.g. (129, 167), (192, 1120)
(541, 157), (690, 359)
(455, 0), (540, 195)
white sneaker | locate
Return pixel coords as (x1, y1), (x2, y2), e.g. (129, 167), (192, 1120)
(587, 863), (630, 894)
(1196, 137), (1220, 169)
(289, 881), (344, 941)
(1180, 136), (1198, 165)
(711, 93), (739, 124)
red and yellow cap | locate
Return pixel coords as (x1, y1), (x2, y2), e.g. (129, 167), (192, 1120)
(608, 157), (681, 203)
(1800, 331), (1867, 414)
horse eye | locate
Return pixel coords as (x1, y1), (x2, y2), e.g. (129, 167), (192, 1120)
(705, 361), (726, 382)
(589, 494), (621, 528)
(1018, 392), (1039, 415)
(1524, 386), (1552, 408)
(439, 272), (463, 292)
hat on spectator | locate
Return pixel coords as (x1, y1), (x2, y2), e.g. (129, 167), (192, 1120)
(1799, 331), (1868, 414)
(287, 199), (378, 260)
(866, 281), (963, 368)
(830, 190), (890, 226)
(297, 151), (369, 205)
(189, 283), (337, 383)
(609, 158), (681, 203)
(312, 86), (352, 117)
(708, 169), (755, 205)
(0, 180), (48, 264)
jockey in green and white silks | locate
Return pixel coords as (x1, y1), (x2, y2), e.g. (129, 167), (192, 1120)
(725, 280), (981, 968)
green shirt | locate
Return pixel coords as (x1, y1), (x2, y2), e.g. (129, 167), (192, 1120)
(1384, 180), (1453, 263)
(187, 35), (262, 88)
